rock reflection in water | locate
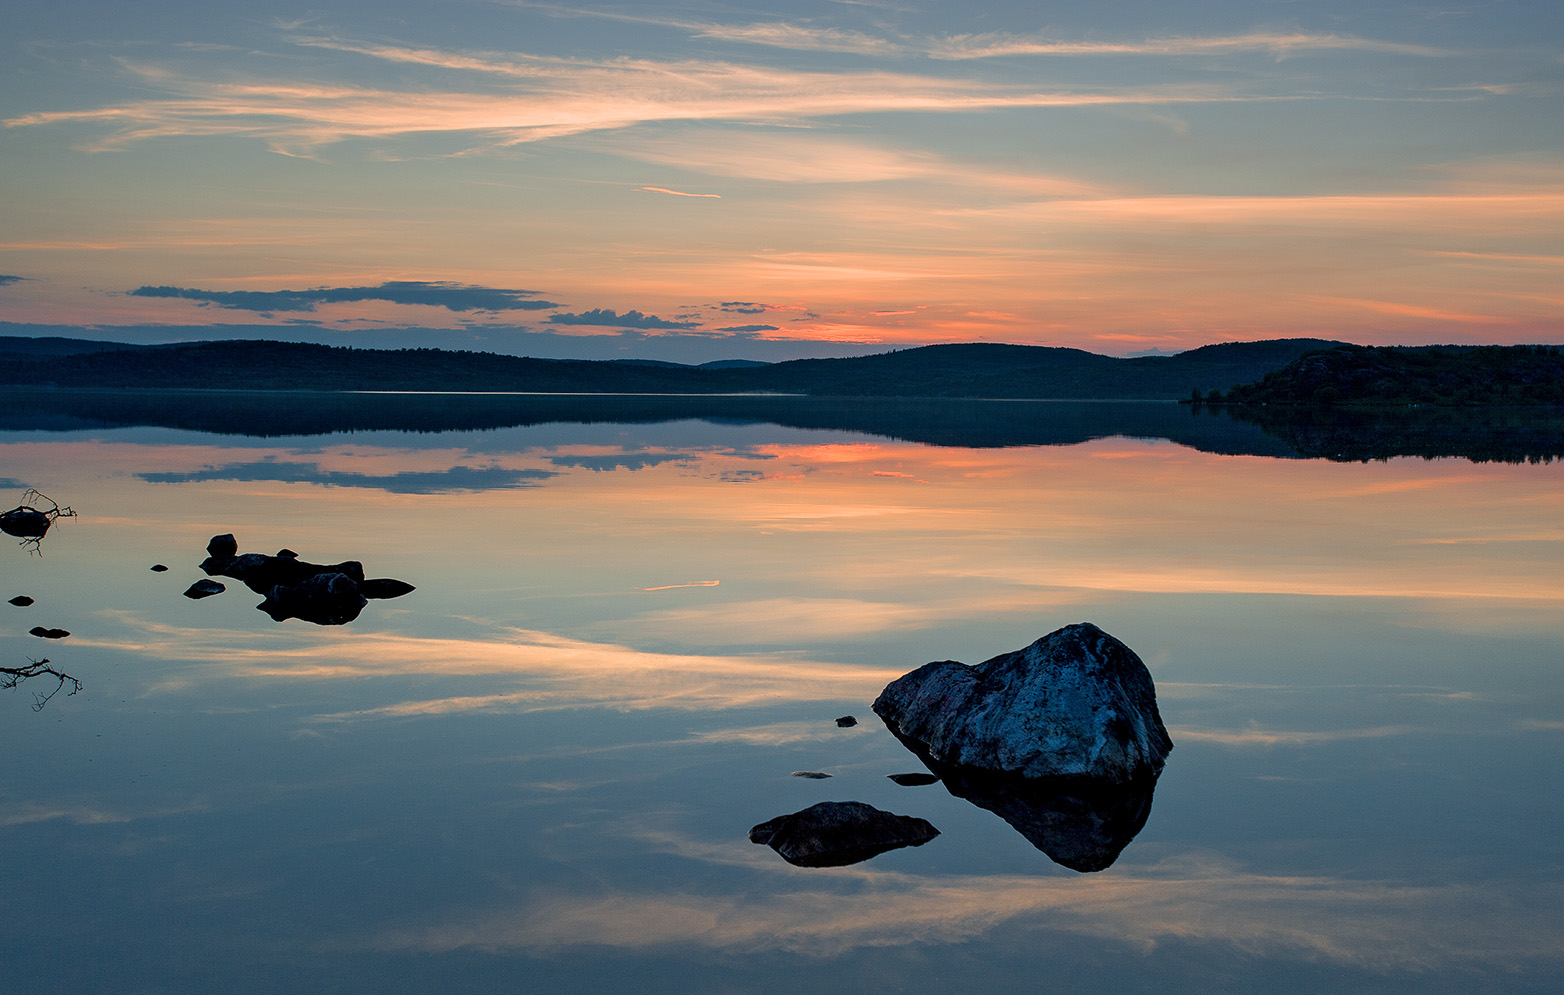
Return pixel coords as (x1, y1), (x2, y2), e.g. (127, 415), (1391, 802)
(887, 732), (1157, 872)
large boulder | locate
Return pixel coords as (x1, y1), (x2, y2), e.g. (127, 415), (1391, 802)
(872, 623), (1172, 783)
(749, 801), (939, 867)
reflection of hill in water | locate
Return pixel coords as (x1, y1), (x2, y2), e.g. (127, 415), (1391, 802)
(2, 390), (1559, 463)
(1224, 404), (1564, 464)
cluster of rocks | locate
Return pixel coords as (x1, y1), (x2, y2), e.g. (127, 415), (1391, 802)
(194, 534), (415, 625)
(750, 623), (1172, 872)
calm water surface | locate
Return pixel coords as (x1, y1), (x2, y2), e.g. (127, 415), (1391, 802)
(2, 397), (1561, 993)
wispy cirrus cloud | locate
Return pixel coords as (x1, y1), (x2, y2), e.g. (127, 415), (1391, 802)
(638, 186), (720, 198)
(4, 40), (1268, 154)
(691, 21), (901, 56)
(928, 30), (1454, 60)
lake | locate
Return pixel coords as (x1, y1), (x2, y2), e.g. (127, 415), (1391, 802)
(2, 394), (1561, 993)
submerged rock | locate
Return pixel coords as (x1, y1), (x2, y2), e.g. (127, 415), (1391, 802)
(872, 623), (1172, 783)
(29, 627), (70, 639)
(8, 596), (34, 607)
(749, 801), (939, 867)
(183, 579), (226, 599)
(835, 715), (858, 728)
(258, 572), (368, 626)
(790, 771), (832, 779)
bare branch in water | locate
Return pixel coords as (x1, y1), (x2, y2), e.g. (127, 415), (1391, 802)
(1, 658), (82, 710)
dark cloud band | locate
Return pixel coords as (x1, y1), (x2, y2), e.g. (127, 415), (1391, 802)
(129, 281), (560, 314)
(545, 308), (700, 330)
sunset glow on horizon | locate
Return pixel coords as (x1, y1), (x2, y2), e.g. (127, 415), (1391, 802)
(2, 2), (1560, 362)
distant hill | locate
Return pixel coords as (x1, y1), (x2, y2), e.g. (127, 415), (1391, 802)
(1213, 344), (1564, 406)
(0, 336), (157, 362)
(0, 335), (1349, 399)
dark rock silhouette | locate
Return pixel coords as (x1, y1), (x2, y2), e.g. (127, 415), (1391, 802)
(8, 596), (33, 607)
(28, 627), (69, 639)
(258, 572), (367, 626)
(872, 623), (1172, 782)
(150, 564), (169, 572)
(1, 489), (76, 551)
(196, 534), (413, 626)
(1, 508), (50, 538)
(791, 771), (832, 779)
(183, 579), (225, 599)
(887, 773), (940, 787)
(201, 548), (366, 595)
(835, 715), (858, 727)
(749, 801), (939, 867)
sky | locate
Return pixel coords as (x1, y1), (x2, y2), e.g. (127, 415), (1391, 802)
(2, 0), (1561, 363)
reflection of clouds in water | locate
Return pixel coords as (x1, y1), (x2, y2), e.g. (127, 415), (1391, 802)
(546, 453), (698, 472)
(367, 848), (1564, 970)
(625, 597), (932, 643)
(1168, 724), (1422, 747)
(617, 591), (1091, 644)
(92, 616), (899, 715)
(0, 800), (208, 827)
(137, 460), (557, 493)
(688, 721), (867, 746)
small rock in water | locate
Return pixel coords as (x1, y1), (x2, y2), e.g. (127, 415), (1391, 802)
(29, 626), (70, 639)
(835, 715), (857, 728)
(206, 533), (238, 559)
(887, 773), (941, 787)
(791, 771), (832, 779)
(749, 801), (940, 867)
(8, 596), (34, 607)
(150, 564), (169, 572)
(183, 579), (226, 599)
(0, 507), (51, 539)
